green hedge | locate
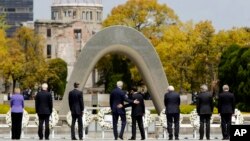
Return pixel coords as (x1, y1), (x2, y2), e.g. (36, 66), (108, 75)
(150, 104), (218, 114)
(0, 104), (35, 114)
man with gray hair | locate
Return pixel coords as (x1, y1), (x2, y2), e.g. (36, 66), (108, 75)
(35, 83), (53, 140)
(196, 84), (213, 140)
(164, 85), (180, 140)
(218, 85), (235, 140)
(110, 81), (139, 140)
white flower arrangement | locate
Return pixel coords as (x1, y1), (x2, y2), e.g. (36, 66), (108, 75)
(126, 109), (153, 128)
(97, 107), (113, 130)
(35, 108), (59, 129)
(6, 109), (30, 128)
(66, 109), (94, 128)
(232, 108), (244, 124)
(189, 108), (214, 129)
(159, 109), (183, 128)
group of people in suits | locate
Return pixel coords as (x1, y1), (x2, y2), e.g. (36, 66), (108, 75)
(9, 82), (83, 140)
(109, 81), (145, 140)
(9, 80), (235, 141)
(164, 84), (235, 140)
(8, 83), (53, 140)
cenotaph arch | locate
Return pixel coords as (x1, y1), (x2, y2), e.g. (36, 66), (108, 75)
(60, 25), (169, 115)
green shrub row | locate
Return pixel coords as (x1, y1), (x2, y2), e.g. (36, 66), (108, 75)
(0, 104), (35, 114)
(150, 104), (218, 114)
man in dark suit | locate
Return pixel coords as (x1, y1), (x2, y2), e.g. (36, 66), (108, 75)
(218, 85), (235, 140)
(196, 84), (213, 140)
(128, 87), (146, 140)
(164, 85), (180, 140)
(110, 81), (139, 140)
(68, 82), (84, 140)
(35, 83), (53, 140)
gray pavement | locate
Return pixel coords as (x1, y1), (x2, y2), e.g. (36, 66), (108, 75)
(0, 132), (225, 141)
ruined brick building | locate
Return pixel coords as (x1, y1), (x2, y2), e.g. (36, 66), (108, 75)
(35, 0), (103, 88)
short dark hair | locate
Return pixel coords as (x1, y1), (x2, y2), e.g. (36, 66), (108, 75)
(74, 82), (79, 88)
(131, 86), (138, 92)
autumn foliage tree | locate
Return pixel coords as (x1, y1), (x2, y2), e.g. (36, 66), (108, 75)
(100, 0), (180, 90)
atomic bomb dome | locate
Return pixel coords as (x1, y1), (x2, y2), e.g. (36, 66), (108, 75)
(51, 0), (103, 21)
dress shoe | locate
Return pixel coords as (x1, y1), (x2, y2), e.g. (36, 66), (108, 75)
(72, 138), (78, 140)
(119, 136), (123, 140)
(169, 138), (173, 140)
(141, 138), (145, 140)
(128, 138), (135, 140)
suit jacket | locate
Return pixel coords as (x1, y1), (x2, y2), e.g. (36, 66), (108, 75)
(218, 91), (235, 114)
(196, 92), (213, 115)
(110, 87), (133, 115)
(131, 93), (145, 116)
(68, 89), (84, 115)
(164, 91), (180, 114)
(35, 90), (53, 115)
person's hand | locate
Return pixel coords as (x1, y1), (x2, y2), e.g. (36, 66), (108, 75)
(133, 99), (140, 104)
(117, 104), (123, 108)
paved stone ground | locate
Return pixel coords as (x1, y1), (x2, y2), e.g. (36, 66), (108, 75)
(0, 132), (225, 141)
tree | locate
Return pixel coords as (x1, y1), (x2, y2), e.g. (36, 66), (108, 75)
(218, 45), (250, 111)
(2, 39), (25, 91)
(1, 27), (48, 92)
(47, 58), (67, 97)
(0, 14), (9, 30)
(101, 0), (180, 90)
(103, 0), (180, 46)
(97, 55), (132, 93)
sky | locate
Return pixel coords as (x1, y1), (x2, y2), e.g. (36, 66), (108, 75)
(34, 0), (250, 31)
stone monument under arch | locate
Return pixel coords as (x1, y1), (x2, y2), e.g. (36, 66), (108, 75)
(60, 25), (169, 115)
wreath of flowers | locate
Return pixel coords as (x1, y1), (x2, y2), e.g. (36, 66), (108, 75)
(66, 109), (94, 128)
(35, 108), (59, 129)
(6, 109), (30, 128)
(232, 108), (244, 124)
(126, 109), (153, 128)
(97, 107), (113, 130)
(189, 108), (214, 129)
(159, 109), (183, 128)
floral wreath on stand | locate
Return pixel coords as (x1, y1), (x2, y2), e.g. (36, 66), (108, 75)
(126, 109), (153, 128)
(159, 109), (183, 128)
(189, 108), (214, 130)
(6, 109), (30, 128)
(66, 109), (94, 128)
(232, 108), (244, 124)
(97, 107), (113, 130)
(35, 108), (59, 129)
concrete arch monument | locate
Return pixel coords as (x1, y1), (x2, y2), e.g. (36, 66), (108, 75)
(60, 25), (169, 115)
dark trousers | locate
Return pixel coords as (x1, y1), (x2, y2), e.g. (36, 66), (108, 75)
(112, 113), (126, 139)
(221, 113), (232, 139)
(11, 112), (23, 139)
(38, 114), (50, 139)
(199, 114), (211, 139)
(71, 114), (83, 139)
(131, 116), (145, 139)
(166, 113), (180, 139)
